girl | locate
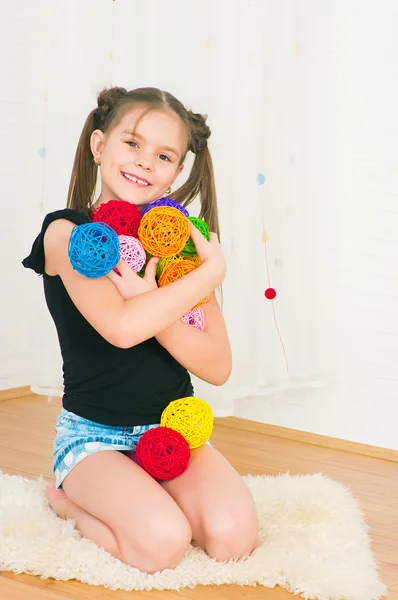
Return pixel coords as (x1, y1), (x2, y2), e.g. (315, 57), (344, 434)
(23, 86), (258, 574)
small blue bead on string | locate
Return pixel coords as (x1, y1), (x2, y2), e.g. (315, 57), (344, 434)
(257, 173), (266, 185)
(68, 222), (120, 278)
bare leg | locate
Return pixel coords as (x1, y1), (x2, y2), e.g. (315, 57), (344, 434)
(45, 481), (119, 556)
(46, 451), (192, 573)
(162, 444), (259, 561)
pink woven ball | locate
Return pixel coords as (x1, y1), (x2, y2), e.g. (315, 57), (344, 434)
(181, 307), (205, 331)
(118, 235), (146, 273)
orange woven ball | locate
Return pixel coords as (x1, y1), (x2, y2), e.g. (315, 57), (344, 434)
(156, 252), (201, 278)
(158, 259), (198, 287)
(158, 259), (210, 308)
(137, 206), (190, 257)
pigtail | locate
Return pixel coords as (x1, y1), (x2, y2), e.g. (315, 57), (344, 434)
(67, 87), (128, 216)
(171, 109), (220, 237)
(172, 147), (219, 237)
(66, 109), (98, 216)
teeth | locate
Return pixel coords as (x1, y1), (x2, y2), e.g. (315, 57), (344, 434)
(123, 173), (148, 186)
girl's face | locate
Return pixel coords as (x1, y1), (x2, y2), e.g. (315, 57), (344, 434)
(91, 106), (187, 209)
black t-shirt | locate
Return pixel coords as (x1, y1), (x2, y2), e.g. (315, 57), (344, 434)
(22, 209), (193, 426)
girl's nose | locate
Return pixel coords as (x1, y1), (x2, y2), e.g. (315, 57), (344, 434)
(135, 153), (153, 171)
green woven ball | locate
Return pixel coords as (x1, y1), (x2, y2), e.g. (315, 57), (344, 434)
(183, 217), (210, 254)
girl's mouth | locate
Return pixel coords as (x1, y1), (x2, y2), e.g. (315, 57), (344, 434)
(121, 172), (150, 187)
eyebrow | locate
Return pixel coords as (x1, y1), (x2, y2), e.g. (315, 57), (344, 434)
(122, 130), (180, 157)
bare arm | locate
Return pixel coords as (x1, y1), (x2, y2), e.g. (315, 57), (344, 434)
(44, 219), (226, 349)
(155, 295), (232, 386)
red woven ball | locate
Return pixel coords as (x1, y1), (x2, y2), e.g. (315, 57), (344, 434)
(91, 200), (142, 237)
(135, 426), (190, 480)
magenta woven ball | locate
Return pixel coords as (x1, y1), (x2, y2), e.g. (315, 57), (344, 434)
(118, 235), (146, 272)
(135, 426), (190, 481)
(181, 307), (205, 331)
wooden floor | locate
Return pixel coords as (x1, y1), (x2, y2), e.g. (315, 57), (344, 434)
(0, 393), (397, 600)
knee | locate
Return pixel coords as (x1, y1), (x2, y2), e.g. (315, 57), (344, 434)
(204, 510), (259, 562)
(119, 516), (192, 574)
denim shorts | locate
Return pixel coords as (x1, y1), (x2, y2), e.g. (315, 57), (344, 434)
(53, 408), (160, 489)
(53, 408), (212, 489)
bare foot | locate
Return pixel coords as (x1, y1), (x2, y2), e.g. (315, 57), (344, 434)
(45, 481), (70, 519)
(44, 481), (120, 558)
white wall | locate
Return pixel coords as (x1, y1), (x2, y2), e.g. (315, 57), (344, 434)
(2, 0), (398, 450)
(0, 1), (50, 389)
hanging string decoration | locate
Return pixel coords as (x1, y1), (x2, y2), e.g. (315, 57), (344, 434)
(257, 171), (288, 373)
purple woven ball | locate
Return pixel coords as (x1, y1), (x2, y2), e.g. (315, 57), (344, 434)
(141, 197), (189, 217)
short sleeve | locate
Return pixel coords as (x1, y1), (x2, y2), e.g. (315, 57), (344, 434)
(22, 209), (90, 275)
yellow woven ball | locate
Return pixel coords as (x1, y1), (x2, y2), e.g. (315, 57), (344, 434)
(160, 397), (214, 449)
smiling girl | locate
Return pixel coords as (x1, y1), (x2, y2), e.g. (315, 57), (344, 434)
(23, 86), (258, 574)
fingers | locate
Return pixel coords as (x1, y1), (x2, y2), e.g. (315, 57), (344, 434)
(115, 258), (130, 275)
(106, 258), (136, 282)
(143, 256), (159, 283)
(188, 221), (219, 245)
(105, 268), (119, 283)
(209, 231), (219, 244)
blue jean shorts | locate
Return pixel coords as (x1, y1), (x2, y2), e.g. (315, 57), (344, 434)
(53, 408), (160, 489)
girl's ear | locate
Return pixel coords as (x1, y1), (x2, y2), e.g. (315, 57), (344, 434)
(90, 129), (105, 159)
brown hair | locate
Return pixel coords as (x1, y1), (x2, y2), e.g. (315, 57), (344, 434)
(67, 87), (220, 235)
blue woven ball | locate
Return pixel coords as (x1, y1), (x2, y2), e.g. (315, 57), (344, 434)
(141, 197), (189, 217)
(68, 222), (120, 278)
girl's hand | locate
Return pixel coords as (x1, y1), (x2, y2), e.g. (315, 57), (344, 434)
(106, 257), (158, 300)
(189, 222), (226, 284)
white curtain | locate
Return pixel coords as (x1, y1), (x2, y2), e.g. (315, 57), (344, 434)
(24, 1), (398, 449)
(31, 0), (333, 412)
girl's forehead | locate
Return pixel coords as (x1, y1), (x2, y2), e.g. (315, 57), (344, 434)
(118, 106), (183, 132)
(115, 106), (188, 150)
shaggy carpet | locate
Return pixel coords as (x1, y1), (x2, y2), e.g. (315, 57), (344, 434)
(0, 470), (386, 599)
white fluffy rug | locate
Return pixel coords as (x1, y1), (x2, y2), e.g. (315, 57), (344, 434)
(0, 470), (385, 600)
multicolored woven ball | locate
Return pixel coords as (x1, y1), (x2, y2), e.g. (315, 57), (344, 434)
(92, 199), (142, 237)
(182, 217), (210, 254)
(68, 222), (120, 278)
(161, 397), (214, 449)
(135, 426), (190, 480)
(137, 207), (190, 257)
(181, 307), (205, 331)
(156, 252), (201, 278)
(141, 197), (189, 217)
(118, 235), (146, 273)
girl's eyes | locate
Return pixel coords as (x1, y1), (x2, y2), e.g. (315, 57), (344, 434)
(125, 142), (171, 162)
